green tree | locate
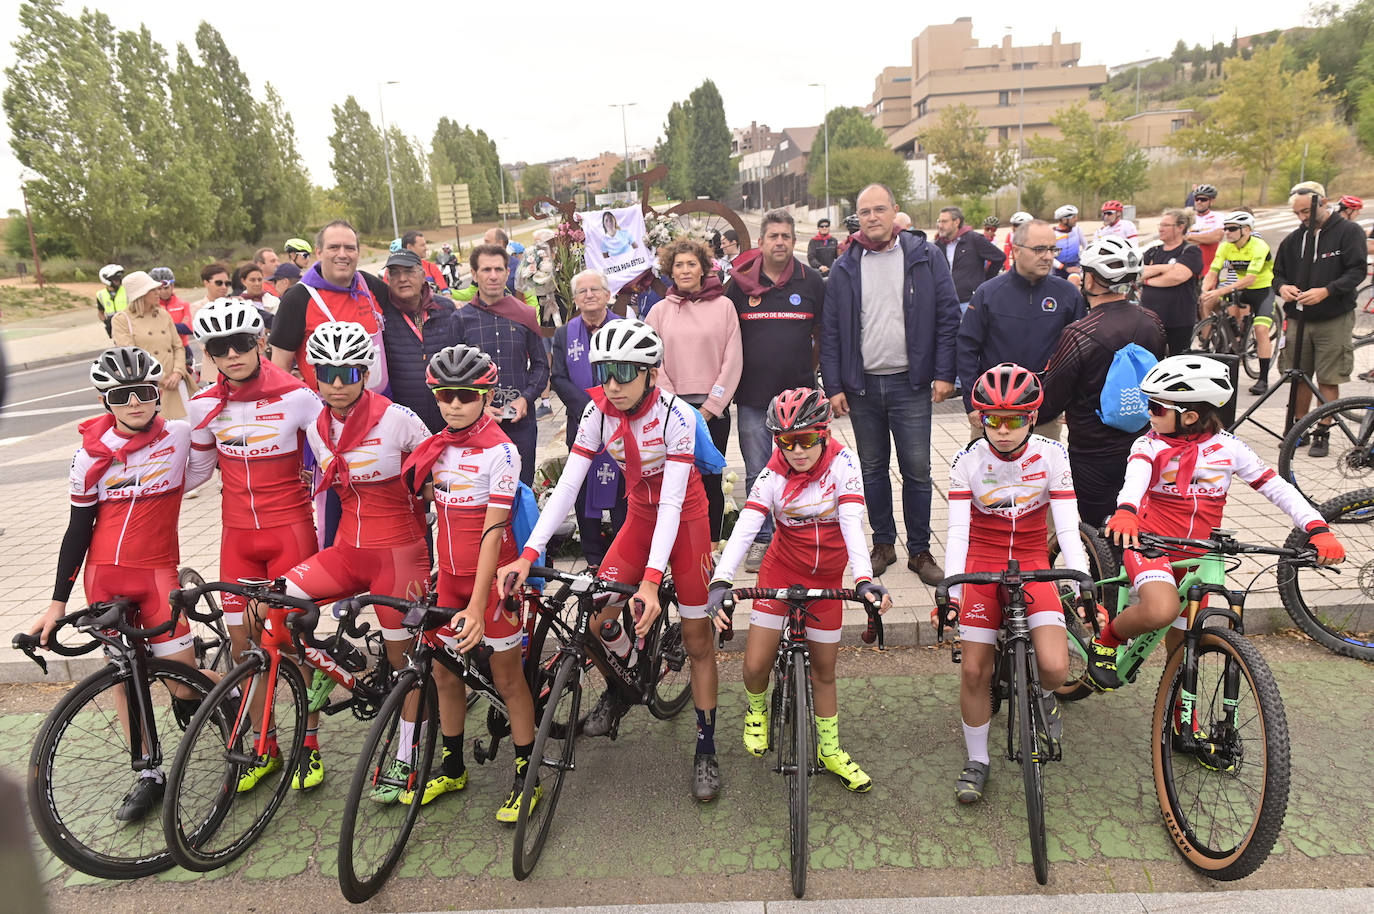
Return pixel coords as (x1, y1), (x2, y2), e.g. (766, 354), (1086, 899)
(1168, 39), (1341, 202)
(431, 118), (494, 218)
(521, 163), (552, 199)
(388, 127), (437, 228)
(656, 101), (694, 202)
(816, 146), (912, 211)
(1029, 102), (1149, 203)
(185, 24), (261, 241)
(252, 84), (312, 234)
(687, 80), (732, 199)
(917, 104), (1014, 200)
(329, 96), (390, 233)
(808, 106), (886, 183)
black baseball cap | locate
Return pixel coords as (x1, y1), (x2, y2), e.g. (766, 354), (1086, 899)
(385, 249), (424, 270)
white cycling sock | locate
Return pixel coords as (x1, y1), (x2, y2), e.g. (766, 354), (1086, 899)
(397, 719), (417, 761)
(962, 719), (991, 765)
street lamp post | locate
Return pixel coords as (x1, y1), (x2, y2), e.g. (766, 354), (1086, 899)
(1004, 28), (1026, 211)
(808, 82), (829, 223)
(378, 80), (401, 240)
(610, 102), (637, 201)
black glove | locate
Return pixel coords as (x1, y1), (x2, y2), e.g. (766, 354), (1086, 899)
(706, 580), (731, 622)
(856, 580), (888, 608)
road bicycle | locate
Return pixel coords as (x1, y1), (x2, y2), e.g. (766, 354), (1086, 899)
(1061, 530), (1296, 880)
(1277, 394), (1374, 508)
(161, 578), (391, 872)
(933, 566), (1097, 885)
(719, 586), (882, 898)
(176, 567), (232, 674)
(1275, 486), (1374, 661)
(1190, 293), (1280, 381)
(511, 565), (691, 879)
(12, 596), (226, 879)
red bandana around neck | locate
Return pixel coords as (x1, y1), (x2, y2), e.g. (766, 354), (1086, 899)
(766, 436), (843, 505)
(472, 293), (542, 334)
(728, 249), (794, 297)
(588, 386), (658, 484)
(669, 275), (725, 303)
(78, 414), (166, 492)
(1148, 431), (1214, 494)
(193, 358), (304, 429)
(314, 389), (392, 495)
(402, 414), (511, 494)
(851, 230), (898, 254)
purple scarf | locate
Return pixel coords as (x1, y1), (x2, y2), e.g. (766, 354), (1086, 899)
(567, 312), (622, 515)
(300, 262), (374, 303)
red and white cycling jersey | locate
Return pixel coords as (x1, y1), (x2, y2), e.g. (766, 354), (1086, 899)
(715, 445), (872, 581)
(188, 387), (322, 529)
(945, 436), (1087, 601)
(430, 439), (521, 575)
(307, 402), (430, 548)
(1118, 430), (1322, 539)
(70, 420), (200, 568)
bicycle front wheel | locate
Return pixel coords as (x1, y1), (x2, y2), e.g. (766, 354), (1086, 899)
(1151, 628), (1290, 880)
(781, 652), (811, 898)
(163, 654), (307, 871)
(648, 588), (692, 719)
(28, 660), (219, 880)
(177, 567), (232, 674)
(513, 651), (581, 880)
(1276, 395), (1374, 508)
(338, 669), (438, 903)
(1189, 314), (1232, 356)
(1278, 487), (1374, 661)
(1010, 641), (1049, 885)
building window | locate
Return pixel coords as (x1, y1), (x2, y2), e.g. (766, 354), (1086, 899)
(916, 98), (928, 117)
(998, 90), (1010, 106)
(998, 126), (1009, 141)
(1171, 118), (1185, 132)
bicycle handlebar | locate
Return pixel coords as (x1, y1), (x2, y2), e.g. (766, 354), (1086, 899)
(723, 587), (886, 647)
(11, 597), (167, 673)
(527, 566), (640, 600)
(933, 568), (1095, 608)
(333, 593), (453, 636)
(1133, 530), (1316, 562)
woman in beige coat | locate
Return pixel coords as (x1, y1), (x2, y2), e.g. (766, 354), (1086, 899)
(111, 270), (192, 419)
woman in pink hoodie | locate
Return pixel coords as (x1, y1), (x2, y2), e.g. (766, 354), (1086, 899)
(647, 237), (742, 541)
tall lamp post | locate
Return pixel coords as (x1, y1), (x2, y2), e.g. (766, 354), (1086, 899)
(610, 102), (637, 200)
(1005, 27), (1026, 211)
(808, 82), (829, 223)
(496, 136), (511, 235)
(378, 80), (401, 240)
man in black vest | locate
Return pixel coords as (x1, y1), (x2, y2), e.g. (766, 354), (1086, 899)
(379, 249), (459, 432)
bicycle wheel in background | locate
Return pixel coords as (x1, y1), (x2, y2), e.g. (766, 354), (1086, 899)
(29, 661), (220, 880)
(163, 655), (307, 871)
(1276, 395), (1374, 507)
(1189, 314), (1232, 356)
(513, 651), (581, 880)
(1352, 336), (1374, 382)
(1278, 487), (1374, 661)
(1151, 629), (1290, 880)
(1009, 641), (1049, 885)
(1048, 521), (1120, 611)
(1240, 319), (1279, 380)
(781, 652), (811, 898)
(338, 670), (438, 903)
(177, 567), (232, 674)
(1353, 283), (1374, 339)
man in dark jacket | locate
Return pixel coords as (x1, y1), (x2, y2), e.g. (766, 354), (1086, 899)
(957, 219), (1086, 438)
(934, 206), (1006, 313)
(379, 250), (460, 432)
(1274, 182), (1369, 457)
(820, 183), (961, 583)
(806, 218), (839, 276)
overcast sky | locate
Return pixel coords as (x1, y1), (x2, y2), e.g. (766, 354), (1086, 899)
(0, 0), (1316, 215)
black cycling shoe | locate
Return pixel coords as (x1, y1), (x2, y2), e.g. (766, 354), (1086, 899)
(1309, 427), (1331, 459)
(693, 753), (721, 802)
(1086, 638), (1123, 691)
(955, 760), (989, 804)
(115, 776), (164, 822)
(581, 689), (630, 739)
(1248, 378), (1269, 395)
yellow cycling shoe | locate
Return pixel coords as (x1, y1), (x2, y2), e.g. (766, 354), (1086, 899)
(236, 752), (281, 793)
(819, 748), (872, 792)
(742, 709), (768, 757)
(400, 769), (467, 806)
(290, 748), (324, 790)
(496, 775), (541, 824)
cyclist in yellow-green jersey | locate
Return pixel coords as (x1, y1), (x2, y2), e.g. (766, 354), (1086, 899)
(1200, 211), (1275, 394)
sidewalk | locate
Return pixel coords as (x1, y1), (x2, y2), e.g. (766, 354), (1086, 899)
(2, 307), (112, 370)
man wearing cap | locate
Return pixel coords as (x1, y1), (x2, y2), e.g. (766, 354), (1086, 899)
(269, 262), (302, 294)
(96, 265), (127, 338)
(379, 248), (460, 433)
(1184, 184), (1224, 276)
(807, 218), (839, 276)
(1273, 181), (1368, 457)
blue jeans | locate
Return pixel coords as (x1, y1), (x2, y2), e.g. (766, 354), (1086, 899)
(736, 404), (775, 543)
(846, 373), (934, 554)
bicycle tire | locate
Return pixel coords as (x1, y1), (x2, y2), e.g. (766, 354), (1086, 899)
(28, 660), (219, 880)
(1276, 395), (1374, 507)
(662, 200), (752, 252)
(781, 651), (810, 898)
(1189, 314), (1232, 357)
(1151, 628), (1290, 880)
(513, 651), (581, 880)
(1058, 606), (1095, 702)
(1240, 320), (1260, 380)
(1049, 520), (1120, 615)
(338, 669), (438, 903)
(163, 654), (307, 871)
(1353, 283), (1374, 339)
(1011, 640), (1049, 885)
(177, 567), (232, 674)
(648, 586), (692, 718)
(1277, 487), (1374, 661)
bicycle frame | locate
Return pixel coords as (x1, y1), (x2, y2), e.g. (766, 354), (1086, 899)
(771, 600), (818, 779)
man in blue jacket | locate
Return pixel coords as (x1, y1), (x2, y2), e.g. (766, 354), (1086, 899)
(820, 183), (961, 584)
(956, 219), (1086, 440)
(933, 205), (1005, 315)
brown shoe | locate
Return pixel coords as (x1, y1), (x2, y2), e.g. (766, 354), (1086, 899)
(908, 550), (944, 586)
(869, 543), (897, 575)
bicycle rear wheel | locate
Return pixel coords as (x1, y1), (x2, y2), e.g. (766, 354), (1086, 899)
(513, 651), (581, 880)
(28, 660), (220, 880)
(1010, 641), (1049, 885)
(1151, 628), (1290, 880)
(1276, 395), (1374, 507)
(1189, 314), (1232, 356)
(338, 669), (437, 903)
(163, 654), (307, 871)
(648, 588), (692, 719)
(1277, 488), (1374, 661)
(780, 652), (811, 898)
(178, 567), (232, 674)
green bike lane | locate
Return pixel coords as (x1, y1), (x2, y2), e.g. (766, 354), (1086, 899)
(3, 636), (1372, 914)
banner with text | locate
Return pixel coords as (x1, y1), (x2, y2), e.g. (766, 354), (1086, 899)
(580, 205), (650, 294)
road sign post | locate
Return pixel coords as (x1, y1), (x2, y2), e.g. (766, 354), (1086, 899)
(436, 183), (472, 253)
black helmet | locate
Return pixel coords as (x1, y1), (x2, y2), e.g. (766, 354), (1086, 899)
(843, 213), (861, 233)
(90, 347), (163, 391)
(1194, 183), (1218, 199)
(765, 387), (833, 434)
(427, 344), (498, 388)
(983, 216), (1000, 228)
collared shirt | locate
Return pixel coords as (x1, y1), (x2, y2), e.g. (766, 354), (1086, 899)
(451, 301), (550, 408)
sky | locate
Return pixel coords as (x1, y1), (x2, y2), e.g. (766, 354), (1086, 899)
(0, 0), (1317, 215)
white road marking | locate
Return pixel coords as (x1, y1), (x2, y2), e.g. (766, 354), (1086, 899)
(0, 404), (99, 418)
(5, 387), (90, 408)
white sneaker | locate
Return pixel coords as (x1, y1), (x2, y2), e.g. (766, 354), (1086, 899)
(744, 542), (768, 574)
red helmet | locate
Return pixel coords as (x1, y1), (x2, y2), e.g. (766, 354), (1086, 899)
(765, 387), (832, 434)
(971, 363), (1043, 412)
(1340, 194), (1364, 212)
(1101, 200), (1124, 213)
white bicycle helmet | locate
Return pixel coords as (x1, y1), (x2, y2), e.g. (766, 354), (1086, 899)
(1054, 204), (1078, 220)
(306, 321), (376, 368)
(590, 319), (663, 367)
(1080, 235), (1144, 284)
(1009, 211), (1033, 227)
(90, 346), (163, 391)
(193, 297), (264, 341)
(1222, 211), (1255, 228)
(98, 264), (124, 284)
(1139, 355), (1235, 408)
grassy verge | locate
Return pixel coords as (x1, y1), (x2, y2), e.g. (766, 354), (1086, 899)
(0, 285), (87, 321)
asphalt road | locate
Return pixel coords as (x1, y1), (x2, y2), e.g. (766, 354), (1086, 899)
(0, 360), (97, 444)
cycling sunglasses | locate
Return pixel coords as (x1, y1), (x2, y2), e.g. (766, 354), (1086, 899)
(594, 361), (646, 386)
(105, 384), (160, 406)
(317, 364), (366, 386)
(204, 333), (259, 358)
(432, 387), (487, 405)
(775, 431), (825, 451)
(1147, 399), (1189, 417)
(980, 413), (1032, 430)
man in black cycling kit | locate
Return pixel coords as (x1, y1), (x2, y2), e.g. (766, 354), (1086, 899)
(1039, 236), (1166, 527)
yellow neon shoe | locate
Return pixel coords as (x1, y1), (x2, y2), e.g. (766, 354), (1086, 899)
(742, 708), (768, 757)
(290, 748), (324, 790)
(236, 752), (281, 793)
(400, 769), (467, 806)
(819, 748), (872, 792)
(497, 770), (541, 824)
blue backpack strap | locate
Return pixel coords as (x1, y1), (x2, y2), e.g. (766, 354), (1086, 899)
(511, 481), (546, 588)
(671, 395), (727, 474)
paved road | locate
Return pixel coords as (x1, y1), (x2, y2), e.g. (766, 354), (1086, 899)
(0, 360), (96, 443)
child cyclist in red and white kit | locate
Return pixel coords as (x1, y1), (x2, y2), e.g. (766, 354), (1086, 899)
(500, 319), (724, 802)
(945, 363), (1090, 804)
(1090, 355), (1346, 691)
(398, 344), (539, 822)
(705, 388), (890, 792)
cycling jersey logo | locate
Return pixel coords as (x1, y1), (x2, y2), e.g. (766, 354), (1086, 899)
(1024, 471), (1046, 481)
(978, 485), (1039, 510)
(642, 418), (660, 432)
(152, 446), (176, 459)
(257, 413), (284, 421)
(217, 423), (280, 448)
(256, 397), (283, 407)
(1202, 443), (1223, 456)
(1021, 454), (1042, 469)
(788, 293), (801, 305)
(433, 468), (477, 494)
(461, 448), (481, 457)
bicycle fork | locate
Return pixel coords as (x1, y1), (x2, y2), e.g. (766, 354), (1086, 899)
(1174, 584), (1246, 768)
(118, 644), (162, 771)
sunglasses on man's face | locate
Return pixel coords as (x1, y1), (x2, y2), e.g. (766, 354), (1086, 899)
(317, 364), (366, 386)
(209, 279), (230, 288)
(105, 384), (160, 406)
(775, 431), (825, 451)
(432, 387), (486, 405)
(594, 362), (645, 386)
(981, 413), (1031, 430)
(204, 333), (259, 359)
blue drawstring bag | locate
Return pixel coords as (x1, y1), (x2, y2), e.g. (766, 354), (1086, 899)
(1097, 342), (1158, 432)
